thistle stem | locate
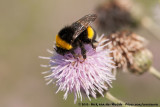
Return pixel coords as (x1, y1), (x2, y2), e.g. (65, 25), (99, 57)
(106, 92), (136, 107)
(148, 67), (160, 80)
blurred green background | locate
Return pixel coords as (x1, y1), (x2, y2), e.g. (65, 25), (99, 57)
(0, 0), (160, 107)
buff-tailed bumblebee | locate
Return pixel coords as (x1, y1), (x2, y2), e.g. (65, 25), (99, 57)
(55, 14), (97, 59)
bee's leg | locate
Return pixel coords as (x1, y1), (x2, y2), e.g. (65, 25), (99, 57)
(91, 39), (97, 50)
(79, 41), (86, 59)
(91, 42), (96, 49)
(93, 39), (98, 43)
(71, 50), (77, 58)
(92, 33), (97, 49)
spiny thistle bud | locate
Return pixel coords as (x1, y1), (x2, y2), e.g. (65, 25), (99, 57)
(95, 0), (138, 34)
(129, 49), (152, 74)
(105, 30), (146, 72)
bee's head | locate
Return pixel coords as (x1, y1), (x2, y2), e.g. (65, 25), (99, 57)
(55, 47), (70, 55)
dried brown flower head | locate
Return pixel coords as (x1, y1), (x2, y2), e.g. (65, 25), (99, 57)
(105, 30), (146, 72)
(95, 0), (138, 34)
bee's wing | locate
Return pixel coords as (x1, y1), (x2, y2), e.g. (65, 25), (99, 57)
(71, 14), (97, 41)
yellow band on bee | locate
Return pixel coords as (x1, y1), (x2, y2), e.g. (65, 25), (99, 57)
(87, 26), (94, 39)
(56, 35), (73, 50)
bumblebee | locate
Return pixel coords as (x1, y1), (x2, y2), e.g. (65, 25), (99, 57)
(55, 14), (97, 59)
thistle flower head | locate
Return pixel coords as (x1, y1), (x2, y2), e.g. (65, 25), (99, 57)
(104, 31), (146, 72)
(95, 0), (138, 34)
(40, 35), (115, 103)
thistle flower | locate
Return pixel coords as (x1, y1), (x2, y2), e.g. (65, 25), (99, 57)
(103, 31), (146, 72)
(101, 31), (160, 79)
(40, 35), (115, 103)
(95, 0), (138, 34)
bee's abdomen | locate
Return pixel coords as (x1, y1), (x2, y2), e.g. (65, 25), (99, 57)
(87, 26), (95, 39)
(78, 26), (95, 43)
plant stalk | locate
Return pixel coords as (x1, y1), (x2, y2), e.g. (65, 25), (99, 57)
(148, 67), (160, 80)
(106, 92), (136, 107)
